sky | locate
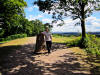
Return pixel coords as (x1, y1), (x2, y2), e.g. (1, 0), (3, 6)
(24, 0), (100, 32)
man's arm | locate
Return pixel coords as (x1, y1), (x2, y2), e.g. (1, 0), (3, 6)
(41, 31), (45, 35)
(50, 34), (52, 41)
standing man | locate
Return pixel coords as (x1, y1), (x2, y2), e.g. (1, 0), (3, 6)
(42, 26), (52, 53)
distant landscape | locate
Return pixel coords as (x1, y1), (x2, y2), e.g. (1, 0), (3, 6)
(53, 32), (100, 36)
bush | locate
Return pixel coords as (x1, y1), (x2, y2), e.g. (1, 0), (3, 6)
(66, 38), (81, 47)
(84, 35), (100, 55)
(66, 34), (100, 55)
(0, 34), (27, 41)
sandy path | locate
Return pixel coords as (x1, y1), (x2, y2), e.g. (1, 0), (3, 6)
(0, 37), (92, 75)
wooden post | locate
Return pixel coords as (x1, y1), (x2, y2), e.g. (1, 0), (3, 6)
(34, 33), (46, 53)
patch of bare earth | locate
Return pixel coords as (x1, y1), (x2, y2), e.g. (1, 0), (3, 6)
(0, 37), (92, 75)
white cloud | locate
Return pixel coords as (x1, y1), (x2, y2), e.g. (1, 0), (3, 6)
(52, 18), (81, 32)
(28, 14), (43, 21)
(42, 19), (52, 23)
(26, 5), (38, 12)
(85, 16), (100, 32)
(28, 7), (33, 12)
(33, 5), (38, 9)
(52, 16), (100, 32)
(92, 22), (100, 27)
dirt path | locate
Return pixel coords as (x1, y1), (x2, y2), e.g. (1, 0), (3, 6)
(0, 37), (93, 75)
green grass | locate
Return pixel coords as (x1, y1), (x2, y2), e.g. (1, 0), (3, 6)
(52, 34), (79, 43)
(0, 34), (27, 43)
(0, 40), (10, 43)
(0, 37), (29, 47)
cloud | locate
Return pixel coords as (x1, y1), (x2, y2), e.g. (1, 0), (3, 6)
(52, 16), (100, 32)
(28, 7), (33, 12)
(28, 14), (43, 21)
(42, 18), (52, 23)
(27, 13), (53, 23)
(52, 18), (80, 32)
(85, 16), (100, 32)
(26, 6), (38, 12)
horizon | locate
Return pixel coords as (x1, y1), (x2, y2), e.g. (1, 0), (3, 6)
(52, 31), (100, 33)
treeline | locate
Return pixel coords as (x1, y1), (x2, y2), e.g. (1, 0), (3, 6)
(0, 0), (45, 39)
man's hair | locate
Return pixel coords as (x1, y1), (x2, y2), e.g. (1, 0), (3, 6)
(45, 23), (49, 30)
(45, 23), (49, 26)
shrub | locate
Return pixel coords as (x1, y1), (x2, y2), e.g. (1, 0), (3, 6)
(0, 34), (27, 41)
(66, 34), (100, 55)
(66, 38), (80, 47)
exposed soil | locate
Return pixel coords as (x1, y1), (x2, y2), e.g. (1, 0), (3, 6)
(0, 37), (97, 75)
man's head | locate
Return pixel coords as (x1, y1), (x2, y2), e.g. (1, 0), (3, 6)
(45, 26), (49, 32)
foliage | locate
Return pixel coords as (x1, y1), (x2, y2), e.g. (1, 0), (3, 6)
(0, 15), (45, 38)
(84, 35), (100, 55)
(66, 34), (100, 55)
(0, 29), (4, 38)
(0, 34), (27, 41)
(34, 0), (100, 20)
(66, 37), (81, 47)
(0, 0), (49, 39)
(32, 20), (45, 35)
(0, 0), (27, 37)
(34, 0), (100, 38)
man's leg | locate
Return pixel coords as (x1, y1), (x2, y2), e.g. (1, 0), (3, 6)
(46, 41), (51, 53)
(49, 41), (52, 51)
(46, 41), (50, 53)
(48, 41), (52, 53)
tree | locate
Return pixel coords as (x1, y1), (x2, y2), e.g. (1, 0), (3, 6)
(34, 0), (100, 40)
(0, 0), (27, 37)
(32, 19), (45, 35)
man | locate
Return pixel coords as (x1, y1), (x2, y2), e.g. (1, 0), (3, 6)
(42, 26), (52, 53)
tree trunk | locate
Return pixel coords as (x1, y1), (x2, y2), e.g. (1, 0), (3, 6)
(34, 33), (46, 53)
(81, 18), (86, 39)
(81, 3), (86, 40)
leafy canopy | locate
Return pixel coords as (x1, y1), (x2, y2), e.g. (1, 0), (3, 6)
(34, 0), (100, 24)
(0, 0), (27, 37)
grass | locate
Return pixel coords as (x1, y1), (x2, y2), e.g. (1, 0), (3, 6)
(52, 34), (86, 55)
(0, 37), (29, 47)
(52, 35), (79, 43)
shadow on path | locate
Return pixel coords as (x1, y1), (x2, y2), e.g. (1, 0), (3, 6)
(0, 42), (100, 75)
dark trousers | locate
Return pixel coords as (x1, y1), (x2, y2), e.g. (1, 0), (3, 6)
(46, 41), (52, 53)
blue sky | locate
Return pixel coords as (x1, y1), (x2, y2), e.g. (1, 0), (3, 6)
(24, 0), (100, 32)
